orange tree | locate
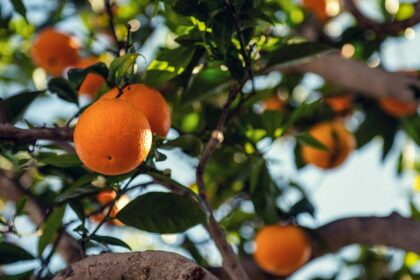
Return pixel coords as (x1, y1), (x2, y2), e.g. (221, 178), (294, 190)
(0, 0), (420, 279)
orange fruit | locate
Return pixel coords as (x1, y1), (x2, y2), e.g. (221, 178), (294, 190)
(90, 195), (129, 226)
(262, 96), (286, 111)
(101, 84), (171, 137)
(31, 28), (80, 76)
(254, 224), (311, 276)
(97, 190), (117, 205)
(303, 0), (329, 22)
(72, 57), (106, 99)
(74, 99), (152, 175)
(324, 95), (352, 116)
(379, 97), (417, 118)
(301, 121), (355, 169)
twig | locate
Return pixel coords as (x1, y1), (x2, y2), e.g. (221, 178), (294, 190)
(0, 124), (73, 142)
(0, 98), (7, 124)
(195, 85), (249, 280)
(227, 0), (256, 95)
(104, 0), (124, 54)
(344, 0), (420, 36)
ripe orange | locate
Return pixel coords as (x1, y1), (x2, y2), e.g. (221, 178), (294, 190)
(303, 0), (329, 22)
(324, 95), (352, 116)
(90, 195), (129, 226)
(254, 224), (311, 276)
(379, 97), (417, 118)
(72, 57), (106, 99)
(74, 99), (152, 175)
(262, 96), (286, 111)
(301, 121), (355, 169)
(101, 84), (171, 137)
(97, 190), (117, 205)
(31, 28), (80, 76)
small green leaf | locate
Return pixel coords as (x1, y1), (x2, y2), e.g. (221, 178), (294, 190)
(3, 91), (43, 123)
(38, 153), (82, 168)
(47, 77), (79, 105)
(68, 62), (109, 90)
(248, 159), (279, 224)
(0, 242), (35, 264)
(0, 270), (34, 280)
(289, 198), (315, 217)
(38, 207), (65, 256)
(108, 54), (139, 87)
(296, 133), (328, 151)
(267, 42), (334, 67)
(11, 0), (27, 20)
(116, 192), (206, 233)
(90, 235), (131, 250)
(15, 197), (27, 216)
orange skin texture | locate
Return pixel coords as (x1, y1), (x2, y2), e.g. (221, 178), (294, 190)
(74, 99), (152, 175)
(262, 96), (286, 111)
(324, 95), (353, 116)
(254, 225), (311, 276)
(101, 84), (171, 137)
(303, 0), (329, 22)
(73, 57), (106, 99)
(302, 121), (355, 169)
(379, 97), (417, 118)
(31, 28), (80, 76)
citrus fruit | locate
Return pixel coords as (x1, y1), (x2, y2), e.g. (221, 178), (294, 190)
(254, 224), (311, 276)
(74, 99), (152, 175)
(73, 57), (106, 99)
(31, 28), (80, 76)
(301, 121), (355, 169)
(379, 97), (417, 118)
(101, 84), (171, 137)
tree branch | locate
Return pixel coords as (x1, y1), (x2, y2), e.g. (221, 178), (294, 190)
(0, 172), (84, 264)
(344, 0), (420, 36)
(53, 251), (218, 280)
(0, 124), (73, 142)
(287, 53), (420, 103)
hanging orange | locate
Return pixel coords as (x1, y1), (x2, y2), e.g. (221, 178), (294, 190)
(31, 28), (80, 76)
(301, 121), (355, 169)
(379, 97), (417, 118)
(74, 99), (152, 175)
(101, 84), (171, 137)
(72, 57), (106, 99)
(254, 224), (311, 276)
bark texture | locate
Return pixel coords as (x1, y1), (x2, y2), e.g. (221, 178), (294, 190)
(53, 251), (218, 280)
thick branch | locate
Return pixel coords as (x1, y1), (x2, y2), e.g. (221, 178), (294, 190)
(53, 251), (217, 280)
(289, 53), (420, 103)
(344, 0), (420, 36)
(0, 172), (84, 264)
(0, 124), (73, 142)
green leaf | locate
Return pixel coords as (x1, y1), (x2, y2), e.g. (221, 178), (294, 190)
(0, 242), (35, 264)
(108, 54), (139, 87)
(162, 135), (203, 157)
(0, 270), (34, 280)
(116, 192), (206, 233)
(289, 198), (315, 217)
(403, 116), (420, 146)
(296, 133), (328, 151)
(248, 159), (279, 224)
(283, 99), (323, 135)
(68, 62), (109, 90)
(267, 42), (334, 67)
(38, 207), (65, 256)
(3, 91), (43, 123)
(90, 235), (131, 250)
(38, 153), (82, 168)
(15, 197), (27, 216)
(11, 0), (27, 20)
(145, 47), (195, 87)
(47, 77), (79, 105)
